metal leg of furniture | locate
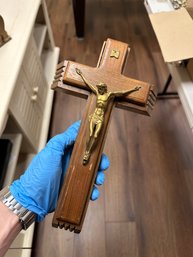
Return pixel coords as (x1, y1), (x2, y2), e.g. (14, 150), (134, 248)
(72, 0), (85, 38)
(157, 74), (179, 99)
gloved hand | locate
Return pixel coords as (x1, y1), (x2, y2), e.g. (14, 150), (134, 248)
(10, 121), (109, 222)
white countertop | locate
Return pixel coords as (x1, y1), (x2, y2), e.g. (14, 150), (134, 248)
(0, 0), (41, 135)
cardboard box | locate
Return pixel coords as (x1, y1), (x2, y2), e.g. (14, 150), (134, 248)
(149, 7), (193, 62)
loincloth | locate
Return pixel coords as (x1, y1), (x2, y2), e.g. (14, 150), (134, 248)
(89, 113), (103, 124)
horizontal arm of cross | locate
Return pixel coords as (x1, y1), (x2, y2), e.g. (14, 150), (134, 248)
(52, 60), (156, 116)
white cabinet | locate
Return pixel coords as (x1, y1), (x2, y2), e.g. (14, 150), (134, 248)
(0, 0), (60, 256)
(9, 35), (48, 151)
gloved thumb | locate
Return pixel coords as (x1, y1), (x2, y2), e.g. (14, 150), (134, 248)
(46, 121), (81, 154)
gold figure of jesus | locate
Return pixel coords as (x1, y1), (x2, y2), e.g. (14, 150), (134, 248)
(76, 68), (141, 164)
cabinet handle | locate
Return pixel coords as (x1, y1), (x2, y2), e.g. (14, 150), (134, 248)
(33, 87), (39, 93)
(31, 94), (38, 101)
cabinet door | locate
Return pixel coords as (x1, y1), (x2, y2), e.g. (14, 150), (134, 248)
(22, 35), (48, 112)
(9, 68), (42, 152)
(9, 35), (49, 152)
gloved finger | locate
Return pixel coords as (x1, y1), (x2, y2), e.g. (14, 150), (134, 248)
(90, 185), (100, 201)
(95, 171), (105, 186)
(46, 120), (81, 153)
(98, 153), (110, 171)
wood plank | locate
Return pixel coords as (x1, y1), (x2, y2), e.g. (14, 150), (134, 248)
(73, 197), (106, 257)
(104, 110), (136, 222)
(33, 214), (75, 256)
(106, 222), (139, 257)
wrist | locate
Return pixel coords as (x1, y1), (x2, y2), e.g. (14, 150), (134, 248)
(0, 201), (21, 256)
(10, 182), (47, 222)
(0, 187), (36, 230)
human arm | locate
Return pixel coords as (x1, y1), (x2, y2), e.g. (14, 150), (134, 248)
(109, 86), (141, 98)
(0, 200), (21, 257)
(76, 68), (97, 94)
(0, 121), (109, 256)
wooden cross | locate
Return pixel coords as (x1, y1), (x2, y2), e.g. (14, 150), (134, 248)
(52, 38), (156, 233)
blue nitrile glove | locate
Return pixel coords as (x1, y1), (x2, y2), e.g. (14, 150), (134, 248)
(10, 121), (110, 222)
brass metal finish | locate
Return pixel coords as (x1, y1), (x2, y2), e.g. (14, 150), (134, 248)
(76, 68), (141, 164)
(110, 49), (120, 59)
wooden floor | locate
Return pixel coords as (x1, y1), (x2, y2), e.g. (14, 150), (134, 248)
(32, 0), (193, 256)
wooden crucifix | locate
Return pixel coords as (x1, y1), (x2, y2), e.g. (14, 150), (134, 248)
(52, 38), (156, 233)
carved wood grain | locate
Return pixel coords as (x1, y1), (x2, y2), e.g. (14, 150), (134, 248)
(52, 38), (156, 232)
